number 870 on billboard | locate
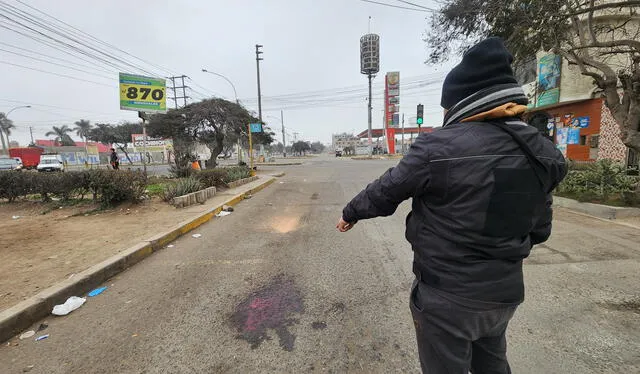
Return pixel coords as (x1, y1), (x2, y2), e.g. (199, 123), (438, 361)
(119, 73), (167, 113)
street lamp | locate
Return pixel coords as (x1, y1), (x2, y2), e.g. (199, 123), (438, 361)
(201, 69), (239, 104)
(1, 105), (31, 151)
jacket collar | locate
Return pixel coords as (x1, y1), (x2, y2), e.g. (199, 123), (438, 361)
(443, 83), (528, 127)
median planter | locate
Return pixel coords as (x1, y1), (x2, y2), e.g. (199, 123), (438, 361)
(172, 186), (217, 208)
(227, 176), (259, 189)
(553, 196), (640, 220)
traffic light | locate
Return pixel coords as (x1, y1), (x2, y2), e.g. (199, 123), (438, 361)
(417, 104), (424, 126)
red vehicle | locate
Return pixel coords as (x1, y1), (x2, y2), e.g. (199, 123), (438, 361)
(9, 147), (44, 169)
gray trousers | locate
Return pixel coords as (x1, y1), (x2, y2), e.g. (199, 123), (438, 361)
(409, 279), (519, 374)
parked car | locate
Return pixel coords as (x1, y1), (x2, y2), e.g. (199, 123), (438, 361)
(0, 158), (23, 171)
(9, 147), (44, 169)
(335, 150), (343, 157)
(37, 154), (65, 172)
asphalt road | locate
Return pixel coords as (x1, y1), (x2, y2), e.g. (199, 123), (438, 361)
(1, 156), (639, 373)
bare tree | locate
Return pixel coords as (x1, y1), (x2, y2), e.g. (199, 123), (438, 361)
(426, 0), (640, 152)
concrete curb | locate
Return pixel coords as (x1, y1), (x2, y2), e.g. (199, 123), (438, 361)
(255, 162), (302, 166)
(553, 196), (640, 220)
(172, 186), (217, 208)
(227, 176), (259, 189)
(0, 177), (276, 343)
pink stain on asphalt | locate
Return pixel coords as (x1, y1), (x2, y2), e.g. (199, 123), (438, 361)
(231, 276), (304, 351)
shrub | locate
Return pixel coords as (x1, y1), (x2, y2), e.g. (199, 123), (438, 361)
(169, 163), (193, 178)
(97, 170), (147, 207)
(161, 176), (202, 202)
(0, 169), (147, 207)
(195, 169), (227, 188)
(557, 159), (639, 205)
(224, 166), (252, 183)
(0, 171), (33, 202)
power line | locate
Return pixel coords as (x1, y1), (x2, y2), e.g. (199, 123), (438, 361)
(2, 1), (220, 106)
(0, 17), (136, 73)
(0, 60), (116, 87)
(0, 47), (114, 80)
(0, 41), (117, 75)
(239, 74), (446, 105)
(358, 0), (432, 12)
(396, 0), (437, 11)
(0, 98), (121, 116)
(0, 2), (161, 76)
(14, 0), (177, 77)
(0, 21), (125, 74)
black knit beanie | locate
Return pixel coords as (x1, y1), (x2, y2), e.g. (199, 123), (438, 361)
(440, 37), (518, 109)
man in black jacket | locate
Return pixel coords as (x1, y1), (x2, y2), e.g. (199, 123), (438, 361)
(337, 38), (566, 373)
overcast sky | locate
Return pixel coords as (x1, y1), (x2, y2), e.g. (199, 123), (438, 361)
(1, 0), (455, 146)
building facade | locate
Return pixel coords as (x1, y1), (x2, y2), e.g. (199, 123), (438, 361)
(332, 133), (360, 150)
(521, 52), (637, 170)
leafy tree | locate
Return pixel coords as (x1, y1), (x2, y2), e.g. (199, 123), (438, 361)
(426, 0), (640, 152)
(46, 125), (75, 146)
(220, 118), (275, 159)
(310, 141), (326, 154)
(147, 110), (195, 172)
(0, 112), (14, 152)
(87, 122), (142, 164)
(148, 98), (267, 168)
(74, 119), (92, 145)
(274, 142), (285, 154)
(292, 140), (311, 156)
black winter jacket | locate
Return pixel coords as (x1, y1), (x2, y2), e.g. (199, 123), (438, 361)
(343, 117), (567, 303)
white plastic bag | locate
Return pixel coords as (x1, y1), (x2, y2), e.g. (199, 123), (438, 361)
(52, 296), (86, 316)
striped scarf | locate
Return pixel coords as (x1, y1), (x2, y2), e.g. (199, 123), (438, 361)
(443, 83), (529, 127)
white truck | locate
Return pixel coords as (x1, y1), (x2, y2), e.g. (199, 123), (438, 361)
(37, 154), (65, 172)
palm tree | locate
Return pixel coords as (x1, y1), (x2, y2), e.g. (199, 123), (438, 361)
(74, 119), (92, 162)
(0, 112), (15, 153)
(46, 125), (75, 146)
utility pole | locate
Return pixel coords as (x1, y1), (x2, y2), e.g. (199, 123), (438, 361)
(169, 77), (177, 109)
(281, 109), (286, 157)
(29, 126), (35, 145)
(367, 73), (373, 157)
(180, 75), (188, 107)
(138, 111), (148, 175)
(168, 75), (190, 108)
(401, 113), (405, 154)
(255, 44), (264, 122)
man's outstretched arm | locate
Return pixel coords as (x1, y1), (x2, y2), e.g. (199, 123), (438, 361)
(340, 135), (431, 230)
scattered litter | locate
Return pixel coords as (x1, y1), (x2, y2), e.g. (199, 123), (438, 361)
(132, 333), (138, 338)
(216, 211), (232, 217)
(125, 300), (132, 304)
(23, 365), (34, 372)
(35, 334), (49, 341)
(68, 273), (76, 279)
(192, 234), (202, 238)
(47, 255), (58, 260)
(167, 244), (175, 248)
(88, 287), (107, 297)
(266, 203), (273, 206)
(12, 215), (21, 220)
(222, 205), (234, 212)
(37, 323), (48, 332)
(52, 296), (86, 316)
(19, 331), (35, 340)
(279, 182), (285, 184)
(244, 194), (253, 199)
